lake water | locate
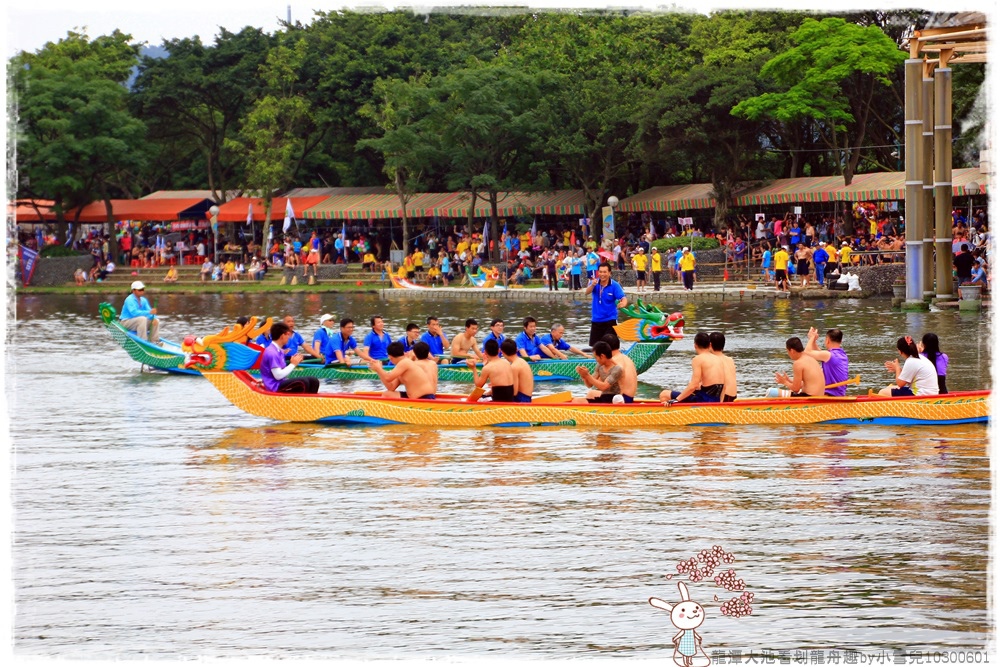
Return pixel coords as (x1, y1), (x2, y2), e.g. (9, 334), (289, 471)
(10, 292), (993, 658)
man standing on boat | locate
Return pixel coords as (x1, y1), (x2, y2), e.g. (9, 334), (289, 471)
(586, 262), (628, 347)
(120, 281), (160, 344)
(260, 322), (320, 394)
(803, 327), (849, 396)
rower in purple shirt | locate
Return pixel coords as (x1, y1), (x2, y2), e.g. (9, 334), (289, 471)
(803, 327), (849, 396)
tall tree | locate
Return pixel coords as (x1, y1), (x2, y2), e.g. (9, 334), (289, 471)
(131, 27), (273, 201)
(224, 38), (311, 241)
(13, 30), (146, 248)
(732, 17), (906, 185)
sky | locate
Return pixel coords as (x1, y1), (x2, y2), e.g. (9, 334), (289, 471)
(7, 0), (993, 56)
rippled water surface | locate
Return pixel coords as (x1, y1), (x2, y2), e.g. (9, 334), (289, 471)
(10, 292), (993, 658)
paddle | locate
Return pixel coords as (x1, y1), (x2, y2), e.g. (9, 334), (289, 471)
(534, 391), (572, 404)
(825, 374), (861, 390)
(465, 387), (485, 402)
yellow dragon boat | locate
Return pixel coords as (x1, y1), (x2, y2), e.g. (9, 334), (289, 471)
(199, 371), (989, 428)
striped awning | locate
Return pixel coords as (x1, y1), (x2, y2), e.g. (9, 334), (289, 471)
(733, 168), (989, 205)
(302, 190), (588, 220)
(618, 184), (717, 212)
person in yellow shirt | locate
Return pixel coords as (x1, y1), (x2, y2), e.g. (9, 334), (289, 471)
(362, 251), (376, 272)
(403, 253), (415, 281)
(456, 237), (470, 257)
(520, 231), (531, 251)
(412, 249), (424, 276)
(397, 263), (407, 279)
(427, 264), (441, 286)
(632, 247), (649, 292)
(679, 246), (696, 291)
(838, 242), (851, 272)
(650, 247), (662, 291)
(773, 245), (790, 292)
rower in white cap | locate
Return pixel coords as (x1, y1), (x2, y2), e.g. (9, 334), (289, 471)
(120, 281), (160, 343)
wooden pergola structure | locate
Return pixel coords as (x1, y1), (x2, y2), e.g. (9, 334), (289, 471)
(903, 13), (987, 304)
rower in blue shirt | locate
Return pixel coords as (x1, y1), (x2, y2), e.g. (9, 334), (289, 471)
(418, 316), (450, 364)
(397, 323), (421, 355)
(312, 313), (338, 363)
(515, 316), (543, 361)
(538, 323), (588, 360)
(362, 315), (394, 361)
(332, 318), (374, 366)
(481, 318), (506, 354)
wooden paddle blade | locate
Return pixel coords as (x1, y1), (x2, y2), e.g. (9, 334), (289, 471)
(465, 387), (485, 402)
(534, 391), (573, 404)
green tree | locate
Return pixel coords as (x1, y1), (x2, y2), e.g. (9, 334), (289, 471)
(357, 76), (441, 255)
(224, 38), (311, 240)
(732, 16), (907, 185)
(13, 30), (146, 248)
(131, 27), (274, 200)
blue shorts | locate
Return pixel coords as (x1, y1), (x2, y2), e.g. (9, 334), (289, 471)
(516, 392), (532, 403)
(890, 386), (914, 397)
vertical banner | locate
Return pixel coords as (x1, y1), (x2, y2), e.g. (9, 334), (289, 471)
(602, 206), (615, 241)
(341, 221), (348, 260)
(284, 199), (295, 233)
(19, 245), (39, 286)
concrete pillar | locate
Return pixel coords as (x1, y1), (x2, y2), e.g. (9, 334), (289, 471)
(934, 66), (954, 299)
(921, 74), (936, 298)
(903, 59), (924, 304)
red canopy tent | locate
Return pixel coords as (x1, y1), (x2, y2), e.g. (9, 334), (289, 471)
(211, 196), (329, 222)
(61, 198), (212, 222)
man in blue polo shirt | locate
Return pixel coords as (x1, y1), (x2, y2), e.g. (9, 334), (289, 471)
(363, 315), (394, 361)
(585, 261), (628, 346)
(332, 318), (374, 366)
(538, 323), (588, 360)
(419, 316), (450, 364)
(515, 316), (543, 361)
(398, 323), (421, 355)
(120, 280), (160, 343)
(481, 318), (505, 353)
(312, 313), (338, 363)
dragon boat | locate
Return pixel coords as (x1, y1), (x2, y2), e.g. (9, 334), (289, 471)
(100, 301), (684, 382)
(197, 373), (991, 428)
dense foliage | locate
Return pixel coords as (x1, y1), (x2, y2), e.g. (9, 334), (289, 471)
(11, 9), (985, 243)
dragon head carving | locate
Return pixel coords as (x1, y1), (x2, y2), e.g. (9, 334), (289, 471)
(181, 316), (272, 371)
(614, 300), (684, 342)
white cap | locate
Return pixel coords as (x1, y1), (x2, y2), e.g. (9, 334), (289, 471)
(682, 247), (689, 252)
(131, 280), (145, 290)
(320, 313), (336, 326)
(782, 245), (789, 249)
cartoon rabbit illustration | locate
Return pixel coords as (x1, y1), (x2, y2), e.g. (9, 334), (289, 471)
(649, 581), (711, 667)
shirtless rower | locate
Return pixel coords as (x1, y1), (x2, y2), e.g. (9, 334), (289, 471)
(573, 341), (623, 403)
(601, 333), (637, 403)
(412, 341), (439, 396)
(803, 327), (849, 396)
(368, 341), (437, 399)
(450, 318), (483, 364)
(709, 331), (738, 402)
(467, 338), (516, 402)
(660, 331), (727, 403)
(774, 337), (825, 397)
(500, 338), (534, 402)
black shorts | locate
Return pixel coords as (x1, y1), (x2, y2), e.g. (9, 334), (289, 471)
(775, 269), (787, 281)
(636, 270), (646, 280)
(587, 394), (616, 404)
(589, 319), (618, 347)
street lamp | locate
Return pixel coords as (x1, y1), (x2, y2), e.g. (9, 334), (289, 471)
(966, 182), (981, 229)
(209, 205), (220, 264)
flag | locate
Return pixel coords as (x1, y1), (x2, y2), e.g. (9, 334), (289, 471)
(531, 217), (537, 239)
(247, 202), (253, 226)
(570, 230), (576, 248)
(482, 219), (489, 252)
(283, 199), (295, 233)
(36, 227), (44, 250)
(341, 221), (347, 260)
(65, 223), (74, 247)
(18, 245), (39, 286)
(649, 217), (655, 239)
